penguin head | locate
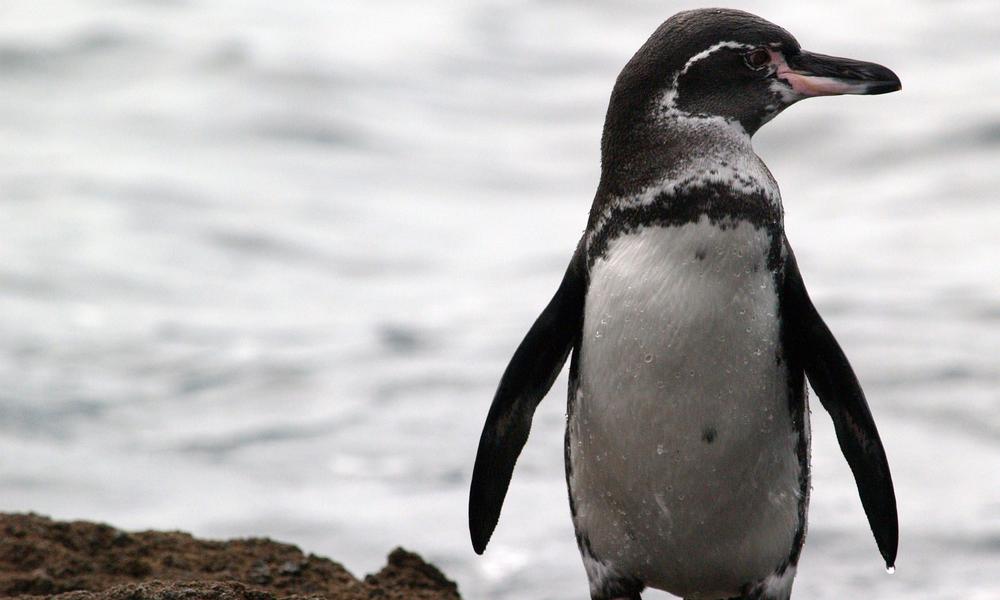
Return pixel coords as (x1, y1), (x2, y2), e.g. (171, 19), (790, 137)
(605, 9), (901, 138)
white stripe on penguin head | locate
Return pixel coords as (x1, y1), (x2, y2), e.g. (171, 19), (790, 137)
(661, 41), (753, 110)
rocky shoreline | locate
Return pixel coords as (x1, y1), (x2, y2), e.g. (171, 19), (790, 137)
(0, 513), (461, 600)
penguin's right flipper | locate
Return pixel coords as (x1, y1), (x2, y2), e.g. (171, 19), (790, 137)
(469, 239), (587, 554)
(782, 238), (898, 569)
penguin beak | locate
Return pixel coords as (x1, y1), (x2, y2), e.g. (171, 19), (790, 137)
(776, 50), (901, 97)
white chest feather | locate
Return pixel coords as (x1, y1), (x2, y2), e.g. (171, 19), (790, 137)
(569, 218), (806, 598)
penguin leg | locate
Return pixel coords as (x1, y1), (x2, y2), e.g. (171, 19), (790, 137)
(679, 572), (797, 600)
(717, 567), (795, 600)
(716, 588), (787, 600)
(582, 559), (643, 600)
(577, 537), (643, 600)
(682, 594), (764, 600)
(591, 581), (642, 600)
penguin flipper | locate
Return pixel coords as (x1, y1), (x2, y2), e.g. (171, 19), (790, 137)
(782, 238), (898, 568)
(469, 240), (587, 554)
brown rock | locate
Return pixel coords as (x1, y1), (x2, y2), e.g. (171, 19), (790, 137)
(0, 514), (460, 600)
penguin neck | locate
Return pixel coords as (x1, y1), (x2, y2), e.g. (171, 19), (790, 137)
(584, 110), (782, 268)
(592, 110), (764, 217)
(596, 108), (753, 200)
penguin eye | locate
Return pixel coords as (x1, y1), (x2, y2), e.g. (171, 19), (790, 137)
(744, 48), (771, 70)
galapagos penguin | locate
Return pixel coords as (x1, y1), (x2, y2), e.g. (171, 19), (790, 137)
(469, 9), (900, 599)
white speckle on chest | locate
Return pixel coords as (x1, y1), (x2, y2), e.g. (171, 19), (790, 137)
(569, 217), (805, 598)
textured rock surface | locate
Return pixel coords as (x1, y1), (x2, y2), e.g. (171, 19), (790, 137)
(0, 514), (460, 600)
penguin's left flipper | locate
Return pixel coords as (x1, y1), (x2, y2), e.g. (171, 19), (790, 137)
(782, 238), (899, 569)
(469, 239), (587, 555)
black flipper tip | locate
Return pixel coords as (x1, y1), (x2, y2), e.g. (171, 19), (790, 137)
(882, 548), (897, 572)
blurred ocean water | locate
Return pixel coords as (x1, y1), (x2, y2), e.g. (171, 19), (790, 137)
(1, 1), (998, 598)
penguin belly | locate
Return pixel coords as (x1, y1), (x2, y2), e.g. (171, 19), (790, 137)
(570, 217), (807, 598)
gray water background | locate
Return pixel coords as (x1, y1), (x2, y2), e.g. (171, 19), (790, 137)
(1, 1), (998, 598)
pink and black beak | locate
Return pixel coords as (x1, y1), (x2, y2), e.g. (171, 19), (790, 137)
(775, 50), (901, 97)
